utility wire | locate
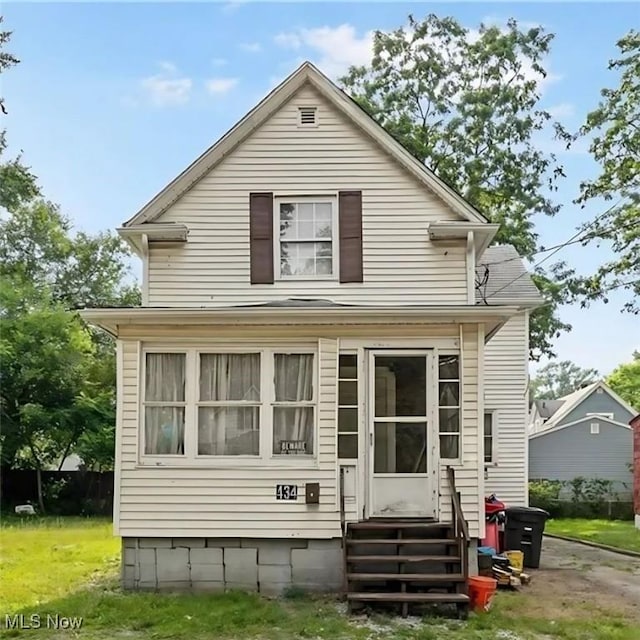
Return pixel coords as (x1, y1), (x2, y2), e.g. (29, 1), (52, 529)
(481, 199), (624, 300)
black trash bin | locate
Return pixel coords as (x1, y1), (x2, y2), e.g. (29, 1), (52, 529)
(504, 506), (549, 569)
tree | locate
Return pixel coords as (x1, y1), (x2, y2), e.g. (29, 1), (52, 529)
(0, 199), (139, 310)
(606, 351), (640, 410)
(340, 14), (570, 359)
(1, 18), (40, 209)
(571, 30), (640, 312)
(530, 360), (599, 399)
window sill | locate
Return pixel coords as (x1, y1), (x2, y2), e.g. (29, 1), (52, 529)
(484, 462), (499, 469)
(136, 457), (320, 470)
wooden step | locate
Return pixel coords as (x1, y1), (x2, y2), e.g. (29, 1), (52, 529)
(347, 555), (461, 563)
(347, 592), (469, 603)
(348, 521), (453, 531)
(346, 538), (458, 546)
(348, 573), (465, 582)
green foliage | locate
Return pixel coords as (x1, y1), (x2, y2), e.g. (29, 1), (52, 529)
(530, 359), (599, 399)
(340, 14), (569, 358)
(570, 30), (640, 312)
(545, 518), (640, 553)
(606, 350), (640, 410)
(528, 478), (633, 520)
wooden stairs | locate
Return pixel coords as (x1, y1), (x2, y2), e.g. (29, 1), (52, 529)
(339, 467), (471, 618)
(344, 520), (469, 617)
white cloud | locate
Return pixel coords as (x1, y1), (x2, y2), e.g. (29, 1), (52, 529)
(220, 0), (247, 14)
(140, 63), (192, 106)
(548, 102), (575, 119)
(206, 77), (239, 95)
(240, 42), (262, 53)
(274, 24), (374, 79)
(211, 57), (228, 67)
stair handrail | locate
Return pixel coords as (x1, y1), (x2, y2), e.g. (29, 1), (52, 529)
(446, 465), (469, 542)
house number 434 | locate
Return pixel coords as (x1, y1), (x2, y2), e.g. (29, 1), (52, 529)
(276, 484), (298, 500)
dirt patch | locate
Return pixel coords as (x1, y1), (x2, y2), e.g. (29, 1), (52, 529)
(518, 536), (640, 622)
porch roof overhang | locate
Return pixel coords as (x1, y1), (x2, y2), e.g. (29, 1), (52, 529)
(80, 304), (523, 338)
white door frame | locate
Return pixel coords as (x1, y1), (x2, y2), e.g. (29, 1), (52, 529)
(366, 349), (439, 518)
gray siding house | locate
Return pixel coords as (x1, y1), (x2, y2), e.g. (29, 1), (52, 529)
(529, 381), (636, 497)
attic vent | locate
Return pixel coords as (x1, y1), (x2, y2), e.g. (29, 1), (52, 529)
(298, 107), (317, 126)
(596, 388), (604, 394)
(590, 422), (600, 434)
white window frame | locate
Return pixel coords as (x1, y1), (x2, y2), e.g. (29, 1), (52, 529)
(337, 350), (359, 461)
(437, 352), (461, 462)
(590, 422), (600, 434)
(483, 410), (498, 466)
(139, 345), (318, 467)
(141, 351), (188, 458)
(273, 195), (339, 281)
(586, 412), (614, 420)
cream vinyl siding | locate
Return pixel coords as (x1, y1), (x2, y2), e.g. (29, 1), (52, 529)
(438, 324), (484, 538)
(484, 313), (529, 506)
(147, 83), (467, 307)
(117, 337), (340, 538)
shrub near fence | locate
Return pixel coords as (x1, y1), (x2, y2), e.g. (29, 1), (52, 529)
(529, 478), (634, 520)
(0, 469), (114, 516)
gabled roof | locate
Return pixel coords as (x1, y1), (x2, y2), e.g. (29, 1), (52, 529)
(529, 413), (632, 440)
(475, 245), (543, 306)
(540, 380), (638, 430)
(123, 61), (489, 228)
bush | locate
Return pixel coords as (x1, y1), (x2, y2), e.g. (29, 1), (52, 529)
(529, 478), (634, 520)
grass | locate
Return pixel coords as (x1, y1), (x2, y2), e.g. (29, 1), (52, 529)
(0, 517), (638, 639)
(545, 518), (640, 553)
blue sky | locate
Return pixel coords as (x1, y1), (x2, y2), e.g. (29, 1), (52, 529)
(3, 1), (639, 374)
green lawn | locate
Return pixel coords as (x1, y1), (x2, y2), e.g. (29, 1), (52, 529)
(0, 517), (638, 640)
(545, 519), (640, 553)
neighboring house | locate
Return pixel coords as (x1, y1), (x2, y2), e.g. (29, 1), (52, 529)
(529, 381), (637, 497)
(631, 414), (640, 529)
(82, 62), (542, 603)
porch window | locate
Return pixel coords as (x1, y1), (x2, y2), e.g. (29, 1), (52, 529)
(484, 411), (496, 464)
(197, 354), (261, 456)
(338, 354), (358, 459)
(438, 354), (460, 459)
(144, 353), (186, 455)
(277, 198), (336, 278)
(272, 353), (315, 455)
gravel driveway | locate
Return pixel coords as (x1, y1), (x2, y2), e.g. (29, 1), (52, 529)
(522, 536), (640, 622)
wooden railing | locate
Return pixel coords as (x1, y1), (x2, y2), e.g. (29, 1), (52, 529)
(446, 465), (469, 581)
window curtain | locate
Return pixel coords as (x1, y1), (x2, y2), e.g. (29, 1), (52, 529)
(199, 354), (260, 455)
(145, 353), (185, 454)
(273, 354), (314, 454)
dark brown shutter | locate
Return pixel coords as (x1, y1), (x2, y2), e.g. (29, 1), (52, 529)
(249, 192), (274, 284)
(339, 190), (363, 283)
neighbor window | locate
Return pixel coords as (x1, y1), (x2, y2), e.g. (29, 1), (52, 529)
(277, 199), (335, 278)
(198, 353), (261, 456)
(272, 353), (315, 455)
(338, 354), (358, 459)
(438, 354), (460, 458)
(144, 353), (186, 455)
(484, 412), (495, 464)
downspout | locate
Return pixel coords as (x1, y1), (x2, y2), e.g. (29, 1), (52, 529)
(466, 231), (475, 305)
(141, 233), (149, 306)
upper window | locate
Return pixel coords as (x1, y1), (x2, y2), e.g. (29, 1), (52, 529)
(276, 198), (336, 279)
(438, 354), (460, 459)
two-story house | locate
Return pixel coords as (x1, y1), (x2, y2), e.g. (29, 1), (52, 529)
(82, 62), (542, 610)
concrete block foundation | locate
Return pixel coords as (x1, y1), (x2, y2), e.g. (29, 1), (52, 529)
(121, 537), (344, 593)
